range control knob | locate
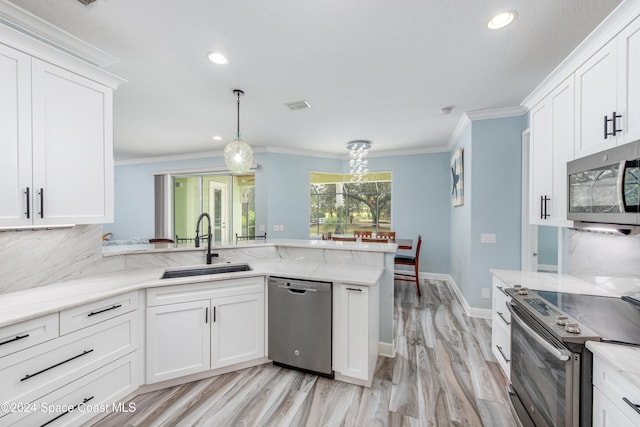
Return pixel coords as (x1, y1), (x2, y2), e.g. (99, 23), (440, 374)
(517, 287), (529, 296)
(513, 284), (522, 291)
(565, 322), (581, 334)
(556, 315), (569, 326)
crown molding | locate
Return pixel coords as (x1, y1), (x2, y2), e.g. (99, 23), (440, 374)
(0, 0), (119, 67)
(448, 114), (471, 149)
(521, 0), (640, 108)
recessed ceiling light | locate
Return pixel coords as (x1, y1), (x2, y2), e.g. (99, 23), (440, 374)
(487, 11), (517, 30)
(207, 52), (228, 65)
(213, 135), (222, 141)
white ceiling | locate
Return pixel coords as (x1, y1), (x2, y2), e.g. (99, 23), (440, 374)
(8, 0), (622, 161)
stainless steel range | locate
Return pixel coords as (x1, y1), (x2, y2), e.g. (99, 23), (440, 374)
(505, 286), (640, 427)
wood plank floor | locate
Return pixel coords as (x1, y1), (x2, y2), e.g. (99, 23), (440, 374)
(93, 279), (519, 426)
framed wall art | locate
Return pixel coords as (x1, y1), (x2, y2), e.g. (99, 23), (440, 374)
(451, 148), (464, 206)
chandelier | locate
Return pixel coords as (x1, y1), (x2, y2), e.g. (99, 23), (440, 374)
(346, 140), (371, 183)
(224, 89), (253, 173)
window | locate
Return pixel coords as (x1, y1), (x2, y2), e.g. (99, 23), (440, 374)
(309, 172), (391, 238)
(162, 173), (255, 243)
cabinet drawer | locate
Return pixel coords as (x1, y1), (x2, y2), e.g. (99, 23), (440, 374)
(593, 387), (637, 427)
(1, 352), (140, 427)
(492, 277), (511, 323)
(593, 355), (640, 425)
(60, 291), (138, 335)
(147, 276), (265, 307)
(0, 311), (138, 408)
(492, 316), (511, 379)
(0, 313), (58, 358)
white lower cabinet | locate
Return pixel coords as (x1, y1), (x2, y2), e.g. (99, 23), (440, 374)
(491, 275), (512, 379)
(332, 282), (379, 387)
(592, 353), (640, 427)
(146, 300), (211, 383)
(145, 277), (266, 384)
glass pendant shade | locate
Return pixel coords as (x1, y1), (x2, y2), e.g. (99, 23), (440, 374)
(224, 89), (253, 173)
(346, 140), (371, 183)
(224, 136), (253, 173)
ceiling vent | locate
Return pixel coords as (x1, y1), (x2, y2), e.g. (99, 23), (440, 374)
(77, 0), (96, 5)
(284, 100), (311, 111)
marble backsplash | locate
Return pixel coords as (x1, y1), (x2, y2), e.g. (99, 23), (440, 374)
(0, 225), (123, 294)
(568, 229), (640, 297)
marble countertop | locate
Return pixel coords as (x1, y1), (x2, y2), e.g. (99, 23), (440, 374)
(0, 258), (383, 328)
(490, 269), (624, 297)
(102, 238), (398, 256)
(586, 341), (640, 391)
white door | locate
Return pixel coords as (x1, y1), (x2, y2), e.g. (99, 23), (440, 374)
(211, 292), (265, 369)
(31, 59), (114, 225)
(0, 44), (32, 227)
(209, 181), (228, 242)
(529, 99), (553, 225)
(332, 284), (369, 381)
(146, 300), (211, 383)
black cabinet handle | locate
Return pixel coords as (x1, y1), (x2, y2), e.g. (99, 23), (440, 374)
(604, 114), (611, 139)
(543, 196), (550, 219)
(0, 333), (29, 346)
(497, 311), (511, 326)
(213, 306), (216, 322)
(38, 188), (44, 219)
(40, 396), (94, 427)
(25, 187), (30, 219)
(346, 287), (362, 292)
(205, 307), (209, 323)
(87, 304), (122, 317)
(623, 397), (640, 416)
(496, 345), (510, 363)
(496, 285), (508, 296)
(20, 349), (93, 382)
(612, 111), (623, 136)
(540, 195), (550, 219)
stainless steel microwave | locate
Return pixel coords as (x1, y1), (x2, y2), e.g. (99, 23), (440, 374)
(567, 140), (640, 226)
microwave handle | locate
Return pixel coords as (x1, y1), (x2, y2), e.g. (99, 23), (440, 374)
(508, 303), (570, 361)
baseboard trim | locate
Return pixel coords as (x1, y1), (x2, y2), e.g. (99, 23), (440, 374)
(378, 340), (395, 358)
(419, 272), (492, 320)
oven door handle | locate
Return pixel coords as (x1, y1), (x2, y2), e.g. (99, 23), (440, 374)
(508, 303), (571, 362)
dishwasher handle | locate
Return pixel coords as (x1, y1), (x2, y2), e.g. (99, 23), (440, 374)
(277, 284), (317, 294)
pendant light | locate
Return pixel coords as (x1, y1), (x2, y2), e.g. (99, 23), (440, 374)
(346, 140), (371, 183)
(224, 89), (253, 173)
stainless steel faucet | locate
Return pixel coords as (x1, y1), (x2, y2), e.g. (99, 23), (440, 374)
(195, 212), (218, 264)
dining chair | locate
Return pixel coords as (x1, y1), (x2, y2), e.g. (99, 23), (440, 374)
(361, 237), (389, 243)
(394, 235), (422, 297)
(332, 236), (357, 242)
(376, 231), (396, 241)
(353, 230), (373, 238)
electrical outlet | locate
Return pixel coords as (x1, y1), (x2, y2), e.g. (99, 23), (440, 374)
(480, 233), (496, 244)
(279, 224), (284, 231)
(258, 224), (265, 232)
(273, 225), (279, 232)
(482, 288), (490, 299)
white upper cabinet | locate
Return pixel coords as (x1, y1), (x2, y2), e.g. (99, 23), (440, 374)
(529, 76), (574, 227)
(575, 15), (640, 158)
(618, 15), (640, 145)
(575, 39), (618, 158)
(0, 44), (31, 227)
(31, 59), (114, 225)
(0, 21), (123, 227)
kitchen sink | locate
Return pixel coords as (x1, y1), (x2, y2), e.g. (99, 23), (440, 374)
(161, 264), (252, 279)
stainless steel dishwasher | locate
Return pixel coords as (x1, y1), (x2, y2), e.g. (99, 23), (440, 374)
(268, 276), (333, 377)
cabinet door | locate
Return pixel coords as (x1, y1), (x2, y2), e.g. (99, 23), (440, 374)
(618, 15), (640, 145)
(593, 388), (637, 427)
(333, 284), (369, 381)
(551, 76), (575, 227)
(211, 292), (265, 369)
(0, 44), (32, 227)
(575, 39), (618, 158)
(529, 99), (553, 225)
(146, 300), (210, 384)
(31, 59), (114, 225)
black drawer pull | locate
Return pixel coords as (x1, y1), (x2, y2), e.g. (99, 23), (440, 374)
(497, 311), (511, 326)
(496, 285), (508, 296)
(0, 334), (29, 346)
(21, 349), (94, 382)
(38, 188), (44, 219)
(496, 345), (510, 363)
(213, 306), (216, 323)
(40, 396), (94, 427)
(87, 304), (122, 317)
(25, 187), (30, 219)
(346, 288), (362, 292)
(623, 397), (640, 416)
